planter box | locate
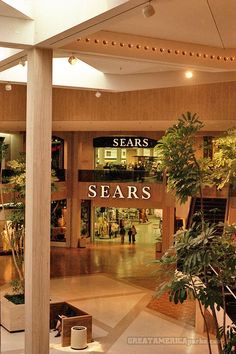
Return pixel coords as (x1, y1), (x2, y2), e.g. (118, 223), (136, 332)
(1, 296), (25, 332)
(50, 302), (92, 347)
(1, 298), (93, 346)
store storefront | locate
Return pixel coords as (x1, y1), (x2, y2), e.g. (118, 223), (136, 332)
(93, 136), (162, 183)
(76, 134), (174, 249)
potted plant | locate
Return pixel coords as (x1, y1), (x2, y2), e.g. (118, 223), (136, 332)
(155, 112), (236, 354)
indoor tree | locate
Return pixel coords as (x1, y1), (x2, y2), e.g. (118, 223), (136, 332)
(155, 112), (236, 354)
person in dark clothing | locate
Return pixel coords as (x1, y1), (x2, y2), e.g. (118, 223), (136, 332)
(128, 228), (132, 244)
(53, 306), (77, 337)
(131, 225), (137, 244)
(120, 227), (126, 244)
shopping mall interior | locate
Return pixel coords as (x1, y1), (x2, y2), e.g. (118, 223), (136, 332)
(0, 1), (236, 353)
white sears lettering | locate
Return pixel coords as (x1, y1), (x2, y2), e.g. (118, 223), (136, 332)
(101, 185), (110, 198)
(88, 184), (97, 198)
(112, 185), (125, 199)
(142, 186), (151, 199)
(127, 186), (139, 199)
(111, 137), (150, 147)
(126, 138), (134, 147)
(135, 138), (142, 147)
(113, 138), (119, 147)
(120, 138), (126, 147)
(142, 138), (149, 147)
(87, 184), (151, 199)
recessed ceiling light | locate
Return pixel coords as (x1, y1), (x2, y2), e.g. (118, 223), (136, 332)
(185, 70), (193, 79)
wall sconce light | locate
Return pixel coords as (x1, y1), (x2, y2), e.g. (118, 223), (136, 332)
(95, 91), (101, 98)
(143, 1), (155, 18)
(68, 55), (78, 65)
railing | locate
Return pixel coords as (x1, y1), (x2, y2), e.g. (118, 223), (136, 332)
(78, 169), (163, 183)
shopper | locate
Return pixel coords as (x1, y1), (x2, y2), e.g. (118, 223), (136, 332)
(120, 226), (126, 244)
(128, 228), (132, 244)
(131, 225), (137, 244)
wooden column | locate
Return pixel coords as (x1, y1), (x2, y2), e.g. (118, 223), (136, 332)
(162, 206), (175, 252)
(25, 48), (52, 354)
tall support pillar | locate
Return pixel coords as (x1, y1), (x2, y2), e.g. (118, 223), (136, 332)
(25, 48), (52, 354)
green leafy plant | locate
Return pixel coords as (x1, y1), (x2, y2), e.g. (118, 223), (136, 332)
(155, 112), (236, 354)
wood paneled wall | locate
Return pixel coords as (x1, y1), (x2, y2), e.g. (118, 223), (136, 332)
(52, 82), (236, 125)
(0, 81), (236, 131)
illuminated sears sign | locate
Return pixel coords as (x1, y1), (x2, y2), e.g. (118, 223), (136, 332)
(93, 136), (157, 148)
(88, 184), (151, 200)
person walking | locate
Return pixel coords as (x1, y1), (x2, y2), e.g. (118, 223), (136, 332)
(128, 228), (132, 244)
(120, 226), (126, 244)
(131, 225), (137, 244)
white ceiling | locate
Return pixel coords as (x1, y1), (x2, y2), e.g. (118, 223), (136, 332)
(0, 0), (31, 19)
(76, 53), (183, 75)
(1, 0), (236, 89)
(63, 0), (236, 77)
(104, 0), (236, 48)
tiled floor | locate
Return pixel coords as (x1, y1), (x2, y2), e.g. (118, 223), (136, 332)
(0, 217), (218, 353)
(1, 274), (218, 354)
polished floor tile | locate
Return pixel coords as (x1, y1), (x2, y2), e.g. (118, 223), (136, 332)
(106, 311), (218, 354)
(1, 275), (217, 354)
(50, 274), (144, 301)
(70, 292), (146, 328)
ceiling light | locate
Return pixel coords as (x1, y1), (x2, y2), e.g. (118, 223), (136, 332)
(143, 1), (155, 18)
(95, 91), (101, 98)
(68, 55), (78, 65)
(185, 71), (193, 79)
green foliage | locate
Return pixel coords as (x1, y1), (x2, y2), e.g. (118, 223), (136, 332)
(10, 279), (24, 295)
(212, 128), (236, 189)
(1, 156), (58, 294)
(5, 293), (24, 305)
(155, 112), (205, 203)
